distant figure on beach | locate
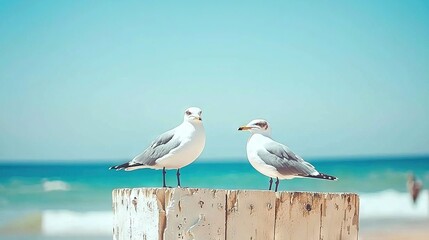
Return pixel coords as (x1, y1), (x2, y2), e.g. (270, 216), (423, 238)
(407, 173), (422, 204)
(110, 107), (206, 188)
(238, 119), (337, 192)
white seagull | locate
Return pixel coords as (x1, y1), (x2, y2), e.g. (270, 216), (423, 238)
(238, 119), (337, 192)
(110, 107), (206, 187)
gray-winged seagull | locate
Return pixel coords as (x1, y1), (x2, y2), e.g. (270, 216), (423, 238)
(238, 119), (337, 192)
(110, 107), (205, 188)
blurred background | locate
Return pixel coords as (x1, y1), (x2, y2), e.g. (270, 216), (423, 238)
(0, 1), (428, 239)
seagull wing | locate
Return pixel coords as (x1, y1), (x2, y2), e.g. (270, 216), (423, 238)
(130, 128), (182, 166)
(257, 140), (317, 177)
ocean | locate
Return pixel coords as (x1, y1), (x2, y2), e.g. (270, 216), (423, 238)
(1, 156), (428, 239)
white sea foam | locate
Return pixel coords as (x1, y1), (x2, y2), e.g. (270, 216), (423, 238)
(359, 189), (429, 219)
(42, 180), (70, 192)
(42, 210), (112, 236)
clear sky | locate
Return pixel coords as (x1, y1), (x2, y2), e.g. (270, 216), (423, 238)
(1, 1), (428, 161)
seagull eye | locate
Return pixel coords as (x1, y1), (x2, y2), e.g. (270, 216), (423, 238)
(199, 111), (202, 115)
(186, 111), (191, 115)
(254, 122), (267, 129)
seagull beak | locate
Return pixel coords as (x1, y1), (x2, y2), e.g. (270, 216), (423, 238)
(238, 126), (252, 131)
(191, 115), (202, 121)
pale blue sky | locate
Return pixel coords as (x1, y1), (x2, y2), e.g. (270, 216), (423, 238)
(1, 1), (428, 161)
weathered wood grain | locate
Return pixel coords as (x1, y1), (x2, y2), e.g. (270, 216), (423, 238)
(112, 188), (359, 240)
(319, 193), (359, 240)
(163, 188), (226, 240)
(112, 188), (166, 240)
(275, 192), (324, 239)
(226, 190), (276, 240)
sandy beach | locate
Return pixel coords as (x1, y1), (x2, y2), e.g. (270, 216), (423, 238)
(360, 219), (429, 240)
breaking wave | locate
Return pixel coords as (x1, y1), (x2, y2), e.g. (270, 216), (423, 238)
(42, 180), (70, 192)
(42, 210), (112, 236)
(360, 189), (429, 219)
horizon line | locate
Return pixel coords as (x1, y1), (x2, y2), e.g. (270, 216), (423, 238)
(0, 153), (428, 163)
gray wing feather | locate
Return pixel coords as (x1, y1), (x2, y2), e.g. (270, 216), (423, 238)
(257, 141), (317, 176)
(130, 129), (181, 166)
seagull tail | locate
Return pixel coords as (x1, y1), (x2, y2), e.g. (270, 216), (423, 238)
(306, 172), (338, 181)
(109, 162), (130, 171)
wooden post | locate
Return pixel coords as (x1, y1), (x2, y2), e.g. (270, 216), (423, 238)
(112, 188), (359, 240)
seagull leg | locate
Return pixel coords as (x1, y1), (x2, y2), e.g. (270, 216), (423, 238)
(268, 178), (273, 190)
(274, 177), (280, 192)
(176, 169), (181, 188)
(162, 167), (167, 188)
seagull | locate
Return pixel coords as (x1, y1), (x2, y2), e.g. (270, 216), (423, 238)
(110, 107), (205, 188)
(238, 119), (337, 192)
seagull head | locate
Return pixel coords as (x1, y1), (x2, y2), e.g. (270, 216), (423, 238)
(238, 119), (272, 136)
(183, 107), (203, 123)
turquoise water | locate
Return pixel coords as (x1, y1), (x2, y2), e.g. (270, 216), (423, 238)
(1, 156), (428, 211)
(0, 156), (428, 238)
